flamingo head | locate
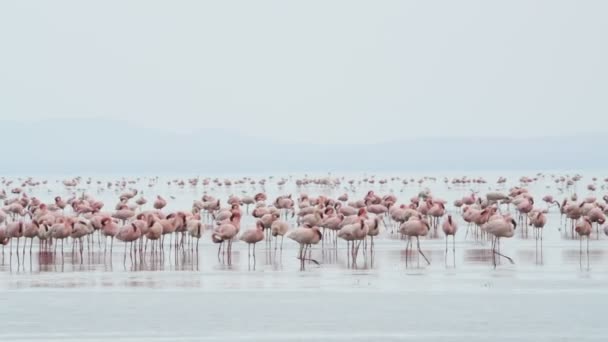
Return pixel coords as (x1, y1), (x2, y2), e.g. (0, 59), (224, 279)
(358, 208), (367, 217)
(422, 220), (430, 230)
(231, 212), (241, 222)
(314, 228), (322, 240)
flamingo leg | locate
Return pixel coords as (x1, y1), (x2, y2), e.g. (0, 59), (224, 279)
(452, 235), (456, 267)
(444, 236), (448, 266)
(416, 237), (430, 266)
(587, 236), (590, 270)
(493, 238), (514, 264)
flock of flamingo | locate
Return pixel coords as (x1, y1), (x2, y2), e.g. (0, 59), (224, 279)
(1, 173), (607, 271)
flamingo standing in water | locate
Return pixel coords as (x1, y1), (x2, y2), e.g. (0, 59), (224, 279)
(441, 215), (457, 267)
(270, 219), (290, 252)
(0, 225), (10, 251)
(22, 220), (39, 254)
(50, 218), (74, 254)
(530, 211), (546, 263)
(186, 219), (204, 251)
(484, 216), (516, 268)
(239, 220), (265, 267)
(575, 217), (592, 269)
(427, 200), (446, 237)
(145, 215), (164, 252)
(337, 219), (368, 266)
(287, 226), (322, 270)
(101, 217), (119, 254)
(212, 212), (240, 263)
(365, 216), (381, 252)
(400, 217), (430, 268)
(7, 221), (24, 255)
(116, 223), (142, 263)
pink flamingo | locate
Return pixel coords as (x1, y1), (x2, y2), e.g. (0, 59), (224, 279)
(22, 220), (39, 254)
(239, 220), (265, 266)
(427, 200), (446, 237)
(54, 196), (66, 211)
(287, 226), (322, 270)
(71, 219), (92, 254)
(575, 217), (592, 269)
(212, 212), (240, 262)
(6, 221), (24, 255)
(145, 215), (164, 252)
(365, 216), (381, 251)
(400, 217), (430, 267)
(101, 217), (119, 253)
(441, 215), (458, 266)
(186, 219), (204, 250)
(117, 223), (142, 263)
(484, 216), (516, 268)
(530, 211), (546, 263)
(338, 219), (368, 265)
(587, 207), (606, 238)
(270, 219), (290, 251)
(516, 198), (534, 237)
(50, 217), (74, 254)
(153, 196), (167, 210)
(0, 226), (9, 253)
(112, 207), (136, 225)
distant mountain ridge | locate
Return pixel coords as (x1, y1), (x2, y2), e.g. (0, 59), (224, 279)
(0, 119), (602, 174)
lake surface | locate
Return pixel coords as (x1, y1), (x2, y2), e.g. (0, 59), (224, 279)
(1, 171), (607, 341)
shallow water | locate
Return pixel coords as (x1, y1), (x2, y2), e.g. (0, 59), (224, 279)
(1, 172), (608, 341)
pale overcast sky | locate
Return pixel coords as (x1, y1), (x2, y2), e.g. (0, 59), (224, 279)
(1, 1), (606, 144)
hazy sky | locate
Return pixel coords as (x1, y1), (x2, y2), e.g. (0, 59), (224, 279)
(1, 1), (606, 144)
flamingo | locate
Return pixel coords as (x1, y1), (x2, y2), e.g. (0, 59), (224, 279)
(50, 217), (74, 254)
(484, 216), (516, 268)
(101, 217), (119, 253)
(153, 196), (167, 210)
(575, 217), (592, 269)
(186, 219), (204, 250)
(116, 223), (142, 263)
(287, 226), (322, 270)
(441, 215), (457, 267)
(270, 219), (290, 251)
(337, 219), (368, 265)
(212, 213), (240, 262)
(400, 217), (430, 267)
(6, 221), (24, 255)
(239, 220), (265, 266)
